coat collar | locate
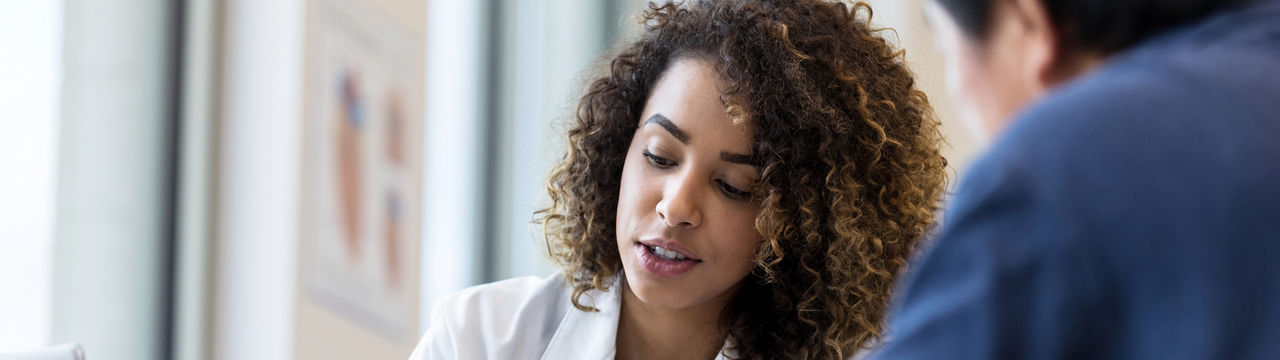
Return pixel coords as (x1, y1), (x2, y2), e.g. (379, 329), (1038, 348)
(540, 276), (734, 360)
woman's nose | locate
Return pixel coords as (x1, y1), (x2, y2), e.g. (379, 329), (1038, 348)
(655, 172), (702, 228)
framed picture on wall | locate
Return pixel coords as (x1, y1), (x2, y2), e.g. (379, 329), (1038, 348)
(299, 0), (423, 343)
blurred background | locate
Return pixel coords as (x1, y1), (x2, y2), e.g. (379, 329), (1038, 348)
(0, 0), (979, 359)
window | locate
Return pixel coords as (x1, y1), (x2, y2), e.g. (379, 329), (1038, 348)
(0, 0), (62, 351)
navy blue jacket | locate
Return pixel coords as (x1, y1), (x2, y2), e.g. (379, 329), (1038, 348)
(874, 1), (1280, 359)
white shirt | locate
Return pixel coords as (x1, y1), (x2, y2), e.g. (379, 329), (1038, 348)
(408, 274), (733, 360)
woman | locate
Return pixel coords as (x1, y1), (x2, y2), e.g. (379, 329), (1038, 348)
(410, 0), (947, 358)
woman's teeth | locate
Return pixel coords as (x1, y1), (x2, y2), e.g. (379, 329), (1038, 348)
(647, 245), (688, 261)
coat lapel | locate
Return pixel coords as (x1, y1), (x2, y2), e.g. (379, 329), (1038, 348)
(540, 276), (737, 360)
(540, 277), (623, 360)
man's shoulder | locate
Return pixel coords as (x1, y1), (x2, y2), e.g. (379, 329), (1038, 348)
(988, 53), (1262, 181)
(998, 11), (1280, 165)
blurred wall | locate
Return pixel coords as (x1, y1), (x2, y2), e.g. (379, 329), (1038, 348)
(214, 0), (304, 358)
(487, 0), (616, 284)
(418, 0), (645, 315)
(54, 0), (177, 358)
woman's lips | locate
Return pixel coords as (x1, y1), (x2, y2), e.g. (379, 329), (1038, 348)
(635, 243), (701, 278)
(637, 238), (702, 260)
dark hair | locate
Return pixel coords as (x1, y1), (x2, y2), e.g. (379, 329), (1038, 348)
(935, 0), (1258, 53)
(536, 0), (948, 358)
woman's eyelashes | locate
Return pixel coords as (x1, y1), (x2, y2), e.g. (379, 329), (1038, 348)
(717, 180), (752, 200)
(643, 149), (754, 201)
(641, 149), (675, 168)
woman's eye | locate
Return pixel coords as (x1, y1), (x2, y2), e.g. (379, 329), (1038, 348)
(718, 180), (752, 200)
(642, 150), (676, 168)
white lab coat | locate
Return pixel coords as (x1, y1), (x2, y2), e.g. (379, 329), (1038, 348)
(408, 274), (734, 360)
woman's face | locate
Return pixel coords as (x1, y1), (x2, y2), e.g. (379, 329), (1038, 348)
(616, 58), (762, 311)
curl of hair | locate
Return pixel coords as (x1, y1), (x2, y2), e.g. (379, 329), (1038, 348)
(535, 1), (948, 358)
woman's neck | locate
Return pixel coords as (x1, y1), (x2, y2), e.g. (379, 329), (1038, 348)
(615, 278), (739, 360)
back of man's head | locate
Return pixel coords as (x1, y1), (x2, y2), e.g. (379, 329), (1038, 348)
(934, 0), (1259, 54)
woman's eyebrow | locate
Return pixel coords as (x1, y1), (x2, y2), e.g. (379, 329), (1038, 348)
(646, 113), (754, 164)
(720, 152), (753, 165)
(644, 113), (690, 144)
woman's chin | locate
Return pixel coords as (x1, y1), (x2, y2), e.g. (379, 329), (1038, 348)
(623, 270), (705, 310)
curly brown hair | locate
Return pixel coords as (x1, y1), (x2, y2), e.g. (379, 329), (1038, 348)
(535, 0), (948, 358)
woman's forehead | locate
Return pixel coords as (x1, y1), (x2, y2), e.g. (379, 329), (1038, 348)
(641, 59), (753, 143)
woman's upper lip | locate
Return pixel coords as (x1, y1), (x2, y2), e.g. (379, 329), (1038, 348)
(637, 238), (702, 261)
